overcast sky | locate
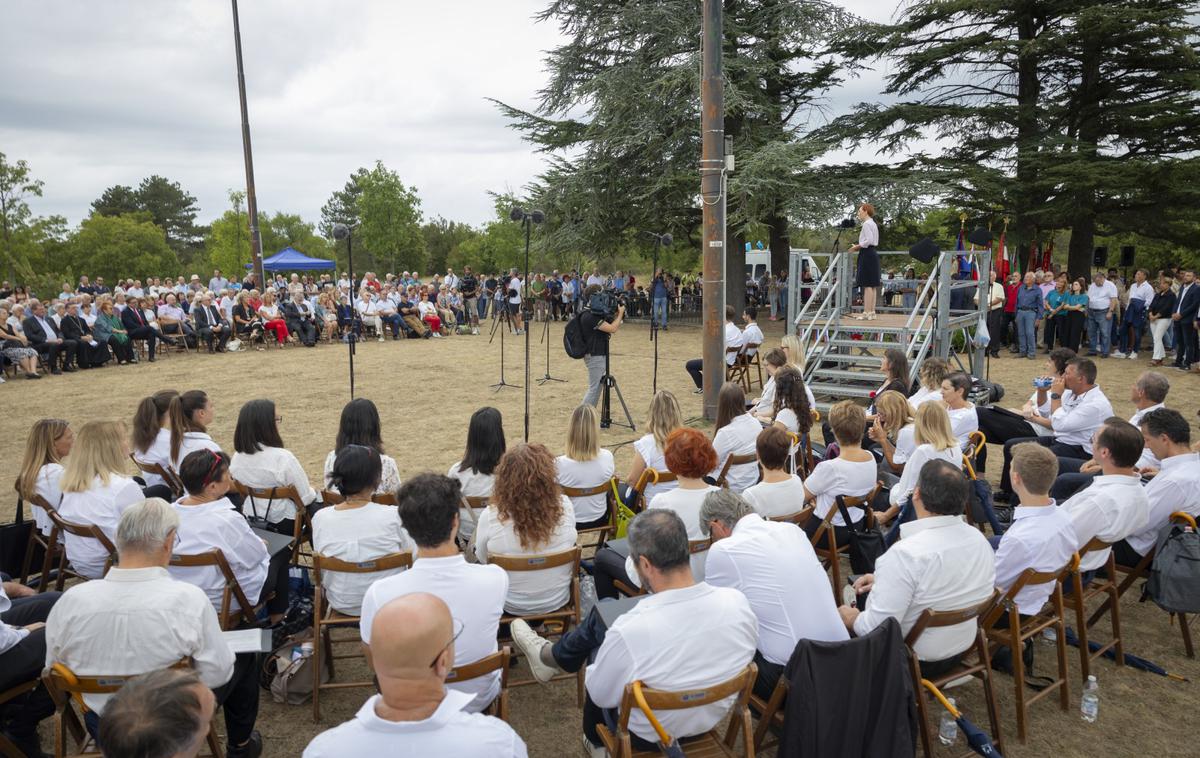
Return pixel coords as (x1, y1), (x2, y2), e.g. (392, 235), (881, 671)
(1, 0), (898, 229)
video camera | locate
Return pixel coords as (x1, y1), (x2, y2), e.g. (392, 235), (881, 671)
(587, 290), (624, 320)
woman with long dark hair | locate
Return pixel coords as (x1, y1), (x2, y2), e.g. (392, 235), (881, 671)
(166, 390), (219, 471)
(771, 366), (813, 436)
(448, 406), (506, 540)
(711, 383), (761, 492)
(323, 398), (402, 494)
(229, 399), (319, 536)
(131, 389), (179, 497)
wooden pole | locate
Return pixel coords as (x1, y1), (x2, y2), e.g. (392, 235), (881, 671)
(231, 0), (264, 287)
(700, 0), (725, 420)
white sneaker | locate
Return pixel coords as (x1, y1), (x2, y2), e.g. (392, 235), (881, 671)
(510, 620), (558, 684)
(472, 328), (479, 335)
(582, 735), (606, 758)
(1129, 352), (1138, 360)
(377, 336), (385, 343)
(1111, 351), (1126, 358)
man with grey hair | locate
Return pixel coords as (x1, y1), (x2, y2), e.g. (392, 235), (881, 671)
(699, 489), (848, 700)
(99, 669), (215, 758)
(45, 498), (264, 758)
(509, 509), (756, 757)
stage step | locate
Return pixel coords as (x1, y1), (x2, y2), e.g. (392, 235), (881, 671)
(806, 381), (878, 399)
(813, 353), (884, 366)
(810, 367), (886, 383)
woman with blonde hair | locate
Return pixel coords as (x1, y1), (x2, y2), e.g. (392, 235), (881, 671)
(751, 347), (786, 421)
(556, 404), (615, 528)
(15, 418), (74, 536)
(257, 289), (289, 346)
(867, 390), (916, 474)
(779, 335), (816, 407)
(315, 290), (339, 342)
(881, 402), (962, 542)
(626, 390), (683, 504)
(231, 290), (263, 344)
(908, 357), (950, 407)
(474, 443), (577, 614)
(58, 420), (145, 578)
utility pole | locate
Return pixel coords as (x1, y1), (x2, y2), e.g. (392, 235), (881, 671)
(700, 0), (726, 420)
(231, 0), (264, 287)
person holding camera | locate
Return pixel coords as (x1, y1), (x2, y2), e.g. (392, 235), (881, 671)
(581, 284), (624, 407)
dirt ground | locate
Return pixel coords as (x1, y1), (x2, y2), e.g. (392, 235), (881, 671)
(3, 317), (1198, 757)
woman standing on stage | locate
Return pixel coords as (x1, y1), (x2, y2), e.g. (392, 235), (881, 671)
(848, 202), (880, 320)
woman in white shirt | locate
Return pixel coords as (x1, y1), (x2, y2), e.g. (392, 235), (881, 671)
(710, 383), (761, 492)
(556, 404), (615, 528)
(780, 335), (818, 408)
(474, 443), (577, 615)
(881, 402), (963, 544)
(256, 290), (289, 346)
(742, 426), (807, 518)
(172, 449), (290, 624)
(167, 390), (220, 472)
(941, 371), (980, 451)
(448, 406), (506, 541)
(626, 390), (683, 505)
(848, 202), (881, 319)
(907, 357), (950, 408)
(867, 390), (916, 475)
(131, 389), (180, 498)
(57, 420), (146, 579)
(751, 348), (787, 421)
(803, 401), (879, 550)
(322, 399), (402, 496)
(770, 366), (813, 439)
(16, 418), (74, 536)
(229, 399), (318, 536)
(313, 446), (412, 615)
(417, 291), (443, 337)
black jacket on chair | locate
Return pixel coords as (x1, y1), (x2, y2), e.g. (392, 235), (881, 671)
(780, 617), (917, 758)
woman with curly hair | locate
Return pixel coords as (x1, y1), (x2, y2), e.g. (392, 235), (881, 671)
(473, 443), (577, 615)
(770, 366), (813, 436)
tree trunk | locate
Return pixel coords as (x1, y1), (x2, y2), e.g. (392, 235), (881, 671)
(1066, 37), (1103, 280)
(767, 203), (791, 279)
(1011, 8), (1044, 273)
(726, 227), (746, 315)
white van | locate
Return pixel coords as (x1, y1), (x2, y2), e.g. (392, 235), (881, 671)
(745, 247), (821, 281)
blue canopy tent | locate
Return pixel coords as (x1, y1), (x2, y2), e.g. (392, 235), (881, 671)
(245, 247), (335, 271)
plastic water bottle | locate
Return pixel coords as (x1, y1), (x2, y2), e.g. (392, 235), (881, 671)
(1080, 675), (1099, 722)
(938, 698), (958, 745)
(579, 575), (598, 620)
(1043, 626), (1057, 643)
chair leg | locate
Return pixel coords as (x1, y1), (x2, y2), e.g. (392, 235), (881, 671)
(1054, 612), (1071, 711)
(1009, 619), (1028, 742)
(1178, 613), (1194, 658)
(1107, 584), (1124, 667)
(910, 657), (933, 758)
(206, 719), (225, 758)
(312, 620), (322, 722)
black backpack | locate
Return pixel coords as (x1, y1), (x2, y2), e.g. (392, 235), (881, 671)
(563, 313), (589, 359)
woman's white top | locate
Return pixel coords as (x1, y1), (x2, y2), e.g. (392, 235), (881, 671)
(625, 485), (719, 587)
(753, 376), (776, 417)
(742, 475), (807, 519)
(556, 450), (615, 524)
(907, 386), (942, 407)
(892, 425), (917, 465)
(33, 463), (64, 536)
(134, 427), (173, 488)
(58, 474), (144, 579)
(258, 303), (280, 320)
(473, 496), (577, 615)
(889, 444), (961, 506)
(418, 301), (437, 318)
(1024, 392), (1055, 438)
(858, 217), (879, 247)
(312, 503), (412, 615)
(804, 456), (877, 527)
(169, 496), (269, 611)
(775, 408), (800, 434)
(448, 462), (495, 541)
(171, 431), (220, 472)
(710, 414), (761, 493)
(323, 450), (402, 495)
(229, 446), (317, 523)
(947, 405), (979, 451)
(632, 434), (678, 503)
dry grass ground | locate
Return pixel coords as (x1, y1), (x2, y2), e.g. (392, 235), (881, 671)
(3, 316), (1197, 757)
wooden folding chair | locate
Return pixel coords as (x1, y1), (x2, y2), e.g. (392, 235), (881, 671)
(43, 510), (118, 587)
(725, 345), (748, 391)
(42, 661), (224, 758)
(808, 483), (881, 600)
(130, 454), (184, 499)
(231, 481), (309, 566)
(562, 479), (617, 549)
(310, 551), (413, 721)
(614, 539), (710, 599)
(491, 546), (585, 706)
(445, 647), (513, 721)
(168, 549), (270, 631)
(0, 679), (41, 758)
(905, 592), (1004, 758)
(318, 489), (397, 506)
(1064, 538), (1124, 681)
(631, 468), (677, 512)
(596, 663), (758, 758)
(18, 493), (69, 591)
(750, 671), (788, 752)
(715, 452), (759, 490)
(981, 557), (1075, 741)
(743, 343), (763, 391)
(767, 505), (815, 528)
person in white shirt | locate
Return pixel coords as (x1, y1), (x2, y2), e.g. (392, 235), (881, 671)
(172, 449), (290, 625)
(839, 460), (995, 673)
(1086, 271), (1119, 357)
(750, 348), (788, 421)
(742, 426), (808, 518)
(976, 348), (1075, 450)
(229, 399), (319, 535)
(740, 306), (763, 356)
(98, 669), (219, 758)
(510, 509), (757, 757)
(16, 418), (74, 537)
(44, 498), (264, 758)
(473, 443), (578, 615)
(907, 358), (951, 409)
(306, 592), (526, 757)
(360, 474), (508, 713)
(0, 579), (60, 756)
(1115, 268), (1155, 359)
(626, 390), (683, 505)
(770, 366), (814, 441)
(803, 401), (879, 549)
(940, 372), (979, 451)
(701, 490), (848, 699)
(1114, 409), (1200, 564)
(556, 404), (616, 528)
(881, 402), (963, 544)
(1059, 419), (1149, 575)
(313, 446), (411, 616)
(709, 383), (762, 492)
(447, 407), (506, 541)
(848, 202), (881, 319)
(167, 389), (221, 472)
(868, 390), (916, 475)
(684, 305), (742, 391)
(130, 390), (180, 496)
(505, 268), (525, 335)
(321, 399), (403, 496)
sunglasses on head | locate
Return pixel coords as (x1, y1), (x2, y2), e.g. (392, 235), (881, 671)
(201, 452), (226, 488)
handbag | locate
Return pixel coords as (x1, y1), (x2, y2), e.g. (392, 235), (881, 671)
(837, 496), (885, 575)
(265, 628), (331, 705)
(0, 496), (38, 580)
(611, 480), (638, 539)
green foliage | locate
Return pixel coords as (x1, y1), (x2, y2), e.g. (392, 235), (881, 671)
(91, 175), (202, 255)
(63, 213), (178, 283)
(356, 161), (425, 274)
(423, 217), (479, 274)
(260, 212), (333, 262)
(0, 151), (45, 276)
(90, 185), (140, 217)
(449, 200), (525, 274)
(205, 191), (252, 279)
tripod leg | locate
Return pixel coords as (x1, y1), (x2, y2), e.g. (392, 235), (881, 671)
(610, 377), (637, 431)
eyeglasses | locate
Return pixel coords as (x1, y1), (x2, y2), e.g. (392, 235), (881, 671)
(430, 618), (465, 669)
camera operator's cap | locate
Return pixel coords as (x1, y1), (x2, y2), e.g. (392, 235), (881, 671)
(909, 237), (939, 264)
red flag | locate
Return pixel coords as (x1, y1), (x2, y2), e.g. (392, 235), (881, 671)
(1042, 240), (1054, 271)
(998, 230), (1009, 279)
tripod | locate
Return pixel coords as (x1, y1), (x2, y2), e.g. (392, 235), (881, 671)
(599, 350), (635, 431)
(537, 317), (567, 385)
(488, 306), (520, 392)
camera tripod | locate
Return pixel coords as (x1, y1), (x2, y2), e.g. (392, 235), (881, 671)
(599, 350), (635, 431)
(488, 306), (520, 392)
(537, 316), (567, 385)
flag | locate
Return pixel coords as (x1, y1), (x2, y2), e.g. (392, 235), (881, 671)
(1042, 239), (1054, 271)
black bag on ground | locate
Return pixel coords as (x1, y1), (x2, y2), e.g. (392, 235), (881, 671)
(837, 496), (885, 575)
(563, 312), (588, 359)
(0, 498), (39, 580)
(1145, 521), (1200, 614)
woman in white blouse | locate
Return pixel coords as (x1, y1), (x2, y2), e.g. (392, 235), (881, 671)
(556, 404), (615, 528)
(257, 290), (289, 346)
(770, 366), (813, 442)
(131, 389), (180, 498)
(448, 406), (506, 541)
(626, 390), (683, 505)
(941, 371), (980, 451)
(167, 389), (220, 472)
(710, 383), (761, 493)
(881, 402), (963, 545)
(742, 426), (807, 518)
(229, 399), (318, 536)
(16, 418), (74, 536)
(171, 449), (290, 624)
(474, 443), (577, 615)
(867, 390), (916, 475)
(322, 399), (402, 496)
(907, 358), (950, 408)
(313, 445), (412, 615)
(848, 202), (881, 320)
(57, 420), (146, 579)
(751, 348), (788, 421)
(802, 401), (878, 550)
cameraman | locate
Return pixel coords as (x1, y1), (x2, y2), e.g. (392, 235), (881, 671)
(460, 266), (480, 335)
(581, 284), (625, 406)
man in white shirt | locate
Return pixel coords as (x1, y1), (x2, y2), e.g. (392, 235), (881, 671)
(44, 499), (263, 758)
(98, 669), (217, 758)
(1086, 271), (1119, 357)
(509, 509), (757, 757)
(684, 305), (743, 393)
(1115, 269), (1155, 359)
(975, 269), (1006, 358)
(740, 306), (763, 356)
(306, 593), (526, 758)
(1059, 419), (1148, 575)
(506, 268), (525, 335)
(700, 490), (847, 699)
(360, 474), (507, 713)
(0, 582), (60, 755)
(208, 269), (230, 294)
(839, 460), (995, 675)
(1115, 409), (1200, 565)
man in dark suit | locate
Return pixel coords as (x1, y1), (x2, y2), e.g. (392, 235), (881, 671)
(23, 300), (78, 374)
(120, 296), (158, 362)
(282, 292), (317, 347)
(59, 303), (109, 369)
(1172, 268), (1199, 370)
(193, 294), (231, 352)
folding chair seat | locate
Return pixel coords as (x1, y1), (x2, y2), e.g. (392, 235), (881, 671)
(808, 483), (881, 600)
(743, 343), (764, 391)
(905, 593), (1004, 758)
(1064, 538), (1124, 681)
(446, 647), (513, 721)
(981, 557), (1074, 741)
(231, 481), (309, 566)
(596, 663), (758, 758)
(725, 345), (748, 392)
(168, 548), (271, 631)
(715, 452), (759, 489)
(42, 510), (118, 588)
(310, 551), (413, 721)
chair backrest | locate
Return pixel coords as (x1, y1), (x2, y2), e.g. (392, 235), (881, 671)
(488, 546), (581, 574)
(904, 590), (1000, 648)
(312, 551), (414, 587)
(967, 431), (986, 458)
(633, 468), (677, 504)
(43, 509), (118, 571)
(319, 489), (397, 507)
(813, 482), (882, 536)
(716, 452), (759, 489)
(130, 454), (183, 495)
(561, 480), (613, 499)
(981, 555), (1078, 628)
(689, 538), (712, 555)
(169, 548), (258, 628)
(446, 646), (511, 687)
(615, 663), (757, 734)
(768, 505), (815, 527)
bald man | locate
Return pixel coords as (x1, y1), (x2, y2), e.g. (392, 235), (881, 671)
(303, 593), (526, 757)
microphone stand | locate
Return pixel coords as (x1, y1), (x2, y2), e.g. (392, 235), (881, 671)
(537, 315), (567, 385)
